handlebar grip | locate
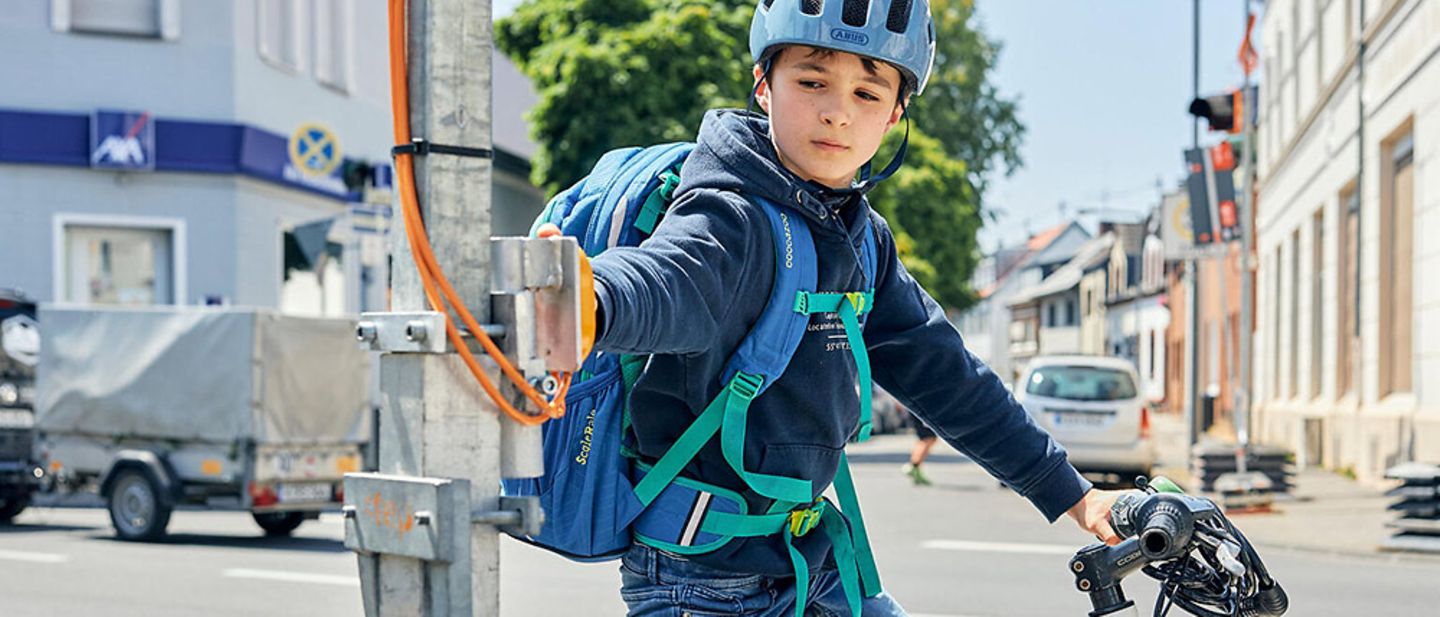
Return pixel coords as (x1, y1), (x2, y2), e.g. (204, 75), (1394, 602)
(1138, 504), (1189, 561)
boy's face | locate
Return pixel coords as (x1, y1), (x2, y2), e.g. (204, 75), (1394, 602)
(754, 46), (907, 190)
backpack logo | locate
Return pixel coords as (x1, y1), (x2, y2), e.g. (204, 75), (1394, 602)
(781, 212), (794, 269)
(829, 28), (869, 46)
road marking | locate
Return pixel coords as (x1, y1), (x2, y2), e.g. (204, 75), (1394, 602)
(318, 512), (346, 524)
(223, 568), (359, 587)
(912, 614), (989, 617)
(921, 539), (1077, 556)
(0, 549), (70, 564)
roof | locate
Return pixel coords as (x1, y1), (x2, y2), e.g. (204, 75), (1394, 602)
(1027, 221), (1071, 251)
(1026, 355), (1141, 373)
(978, 224), (1083, 299)
(1007, 233), (1115, 307)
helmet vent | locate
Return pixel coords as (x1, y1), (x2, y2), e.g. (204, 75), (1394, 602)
(841, 0), (869, 27)
(885, 0), (913, 34)
(763, 0), (777, 9)
(800, 0), (823, 16)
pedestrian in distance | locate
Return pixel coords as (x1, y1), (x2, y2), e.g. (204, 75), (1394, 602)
(902, 414), (939, 487)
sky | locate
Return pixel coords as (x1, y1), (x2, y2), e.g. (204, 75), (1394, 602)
(492, 0), (1254, 251)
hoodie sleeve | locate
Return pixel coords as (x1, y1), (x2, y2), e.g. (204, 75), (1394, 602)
(589, 190), (765, 355)
(863, 217), (1092, 523)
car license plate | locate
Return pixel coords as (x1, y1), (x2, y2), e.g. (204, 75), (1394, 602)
(1049, 410), (1109, 428)
(278, 482), (332, 503)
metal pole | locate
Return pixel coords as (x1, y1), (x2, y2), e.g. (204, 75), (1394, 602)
(1236, 0), (1256, 473)
(1187, 0), (1203, 449)
(377, 0), (500, 614)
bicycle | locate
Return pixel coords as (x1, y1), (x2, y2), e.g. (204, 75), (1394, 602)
(1069, 477), (1289, 617)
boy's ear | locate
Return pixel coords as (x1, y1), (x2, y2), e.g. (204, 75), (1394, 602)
(752, 64), (772, 115)
(886, 95), (909, 129)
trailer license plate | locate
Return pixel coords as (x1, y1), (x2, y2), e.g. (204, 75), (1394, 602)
(278, 483), (332, 503)
(0, 409), (33, 428)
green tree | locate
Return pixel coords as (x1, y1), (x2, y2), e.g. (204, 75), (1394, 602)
(868, 127), (980, 309)
(497, 0), (753, 195)
(909, 0), (1025, 195)
(498, 0), (1022, 310)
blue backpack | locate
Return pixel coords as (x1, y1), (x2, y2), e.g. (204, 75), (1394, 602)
(503, 143), (882, 616)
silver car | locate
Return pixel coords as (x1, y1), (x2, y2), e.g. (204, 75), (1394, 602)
(1016, 356), (1155, 480)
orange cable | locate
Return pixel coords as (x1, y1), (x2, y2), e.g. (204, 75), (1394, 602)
(388, 0), (570, 425)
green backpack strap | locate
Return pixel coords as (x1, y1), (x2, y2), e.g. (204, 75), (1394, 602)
(793, 290), (876, 441)
(835, 452), (882, 596)
(633, 167), (683, 235)
(719, 373), (814, 503)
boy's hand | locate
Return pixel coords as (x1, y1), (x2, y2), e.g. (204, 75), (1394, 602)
(1066, 488), (1125, 545)
(537, 223), (597, 358)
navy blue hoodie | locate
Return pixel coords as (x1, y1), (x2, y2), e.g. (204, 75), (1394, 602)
(589, 109), (1091, 577)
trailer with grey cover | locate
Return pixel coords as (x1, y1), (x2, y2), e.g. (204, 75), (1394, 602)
(36, 306), (372, 540)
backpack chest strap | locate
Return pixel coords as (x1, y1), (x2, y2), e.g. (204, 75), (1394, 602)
(793, 290), (877, 442)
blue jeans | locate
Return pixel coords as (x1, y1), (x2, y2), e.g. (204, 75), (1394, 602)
(619, 544), (909, 617)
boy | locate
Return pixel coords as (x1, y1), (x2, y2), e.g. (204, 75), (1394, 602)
(576, 1), (1123, 614)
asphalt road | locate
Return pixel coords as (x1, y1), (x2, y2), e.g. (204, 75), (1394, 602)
(4, 435), (1439, 616)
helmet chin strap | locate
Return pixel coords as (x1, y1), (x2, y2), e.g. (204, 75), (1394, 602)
(853, 105), (909, 195)
(747, 57), (775, 113)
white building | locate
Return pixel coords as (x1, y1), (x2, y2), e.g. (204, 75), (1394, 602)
(1254, 0), (1440, 479)
(955, 222), (1090, 386)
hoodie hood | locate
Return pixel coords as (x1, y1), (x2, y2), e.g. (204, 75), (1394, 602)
(678, 109), (870, 240)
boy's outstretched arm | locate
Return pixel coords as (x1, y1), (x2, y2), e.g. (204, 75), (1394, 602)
(863, 220), (1094, 525)
(587, 191), (763, 356)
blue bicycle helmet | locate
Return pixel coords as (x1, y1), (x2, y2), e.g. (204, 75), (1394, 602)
(750, 0), (937, 95)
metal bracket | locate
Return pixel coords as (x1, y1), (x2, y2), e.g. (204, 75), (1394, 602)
(490, 236), (584, 374)
(356, 311), (507, 354)
(342, 472), (469, 561)
(472, 495), (545, 538)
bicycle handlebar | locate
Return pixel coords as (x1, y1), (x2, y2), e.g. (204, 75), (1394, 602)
(1069, 479), (1288, 617)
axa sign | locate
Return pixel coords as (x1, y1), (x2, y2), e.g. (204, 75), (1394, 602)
(91, 110), (155, 171)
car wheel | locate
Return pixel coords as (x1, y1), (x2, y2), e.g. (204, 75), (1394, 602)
(107, 469), (172, 541)
(253, 511), (306, 536)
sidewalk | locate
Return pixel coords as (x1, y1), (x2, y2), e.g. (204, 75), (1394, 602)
(1148, 411), (1413, 558)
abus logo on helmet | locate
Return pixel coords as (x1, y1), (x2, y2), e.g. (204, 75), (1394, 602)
(829, 28), (869, 46)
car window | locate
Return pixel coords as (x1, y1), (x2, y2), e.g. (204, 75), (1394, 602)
(1024, 365), (1137, 401)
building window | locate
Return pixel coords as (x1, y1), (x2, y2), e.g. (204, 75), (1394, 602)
(1380, 129), (1414, 397)
(1315, 0), (1324, 89)
(61, 224), (175, 305)
(1289, 229), (1301, 398)
(1338, 184), (1358, 396)
(1310, 208), (1324, 399)
(258, 0), (304, 72)
(280, 224), (347, 317)
(1148, 330), (1157, 377)
(52, 0), (180, 40)
(313, 0), (352, 91)
(1271, 248), (1282, 400)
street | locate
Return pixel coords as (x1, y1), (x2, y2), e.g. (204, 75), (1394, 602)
(4, 432), (1439, 616)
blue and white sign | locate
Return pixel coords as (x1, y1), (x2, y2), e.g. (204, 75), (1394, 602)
(90, 109), (155, 170)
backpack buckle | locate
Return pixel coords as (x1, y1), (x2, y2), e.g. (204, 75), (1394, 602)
(844, 292), (866, 314)
(788, 500), (826, 537)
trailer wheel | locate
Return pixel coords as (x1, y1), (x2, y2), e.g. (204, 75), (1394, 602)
(0, 496), (29, 522)
(253, 511), (306, 536)
(107, 469), (171, 541)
